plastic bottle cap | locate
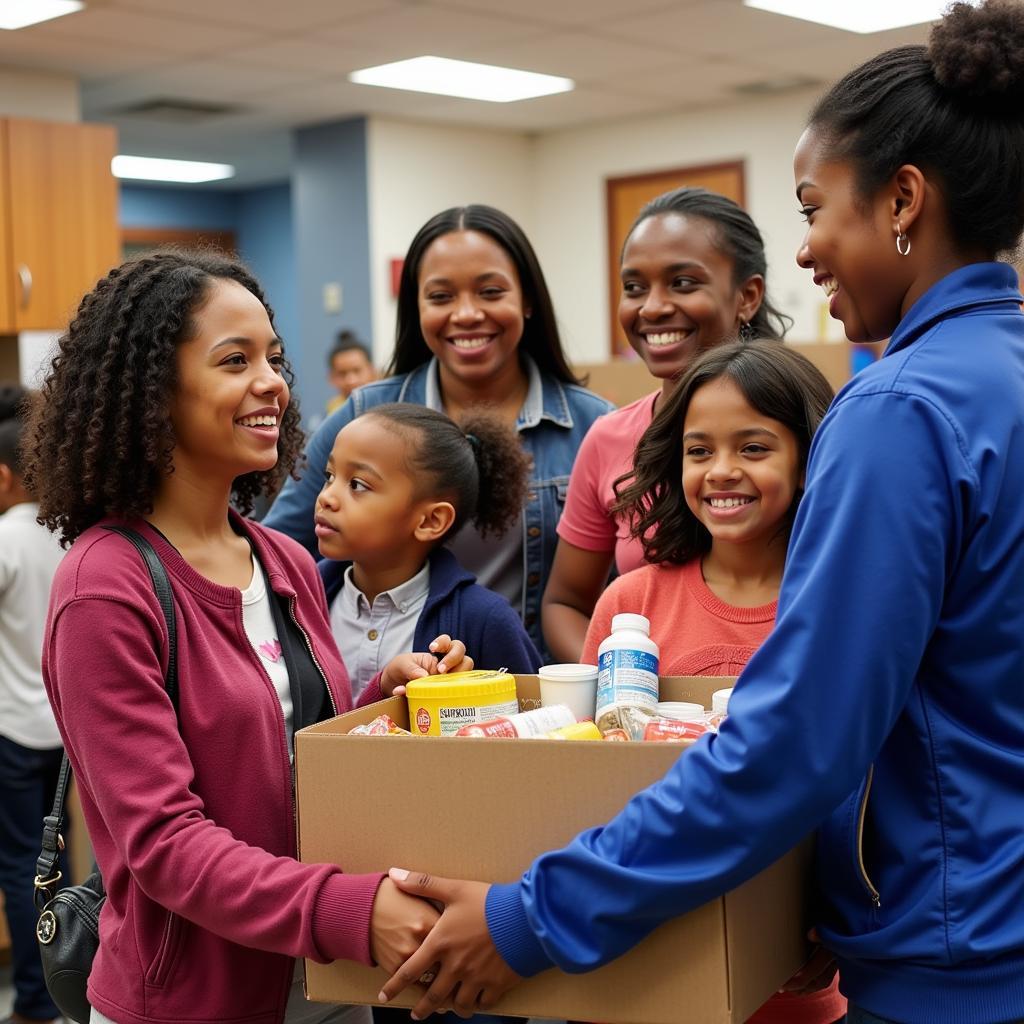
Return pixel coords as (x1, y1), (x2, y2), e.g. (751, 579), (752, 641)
(656, 702), (706, 722)
(610, 613), (651, 635)
(712, 687), (734, 715)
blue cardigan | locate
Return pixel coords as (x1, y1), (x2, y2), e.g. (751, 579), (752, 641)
(319, 547), (541, 676)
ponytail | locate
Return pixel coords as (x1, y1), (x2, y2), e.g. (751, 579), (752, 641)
(363, 404), (530, 541)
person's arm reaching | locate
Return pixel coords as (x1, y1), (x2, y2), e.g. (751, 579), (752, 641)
(381, 389), (966, 1010)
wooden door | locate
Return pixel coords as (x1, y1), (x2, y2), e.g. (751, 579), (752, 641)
(606, 161), (745, 357)
(5, 118), (118, 331)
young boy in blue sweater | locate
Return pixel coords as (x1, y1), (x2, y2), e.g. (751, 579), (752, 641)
(315, 404), (540, 699)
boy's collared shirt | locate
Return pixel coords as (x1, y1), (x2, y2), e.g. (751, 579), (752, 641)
(330, 561), (430, 700)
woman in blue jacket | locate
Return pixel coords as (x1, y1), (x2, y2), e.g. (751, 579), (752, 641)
(265, 206), (614, 658)
(378, 4), (1024, 1023)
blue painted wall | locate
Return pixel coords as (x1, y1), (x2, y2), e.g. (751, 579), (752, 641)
(119, 185), (238, 230)
(293, 117), (371, 419)
(120, 116), (372, 423)
(235, 184), (298, 377)
(120, 182), (299, 405)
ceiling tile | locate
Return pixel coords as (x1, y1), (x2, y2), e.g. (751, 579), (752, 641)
(605, 55), (769, 101)
(0, 30), (172, 77)
(316, 5), (544, 61)
(474, 30), (682, 81)
(30, 6), (265, 55)
(436, 0), (686, 28)
(398, 87), (683, 132)
(596, 0), (865, 56)
(112, 0), (396, 32)
(745, 23), (932, 80)
(221, 38), (375, 75)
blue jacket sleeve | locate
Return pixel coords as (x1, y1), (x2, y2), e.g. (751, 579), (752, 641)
(486, 389), (969, 976)
(264, 402), (357, 557)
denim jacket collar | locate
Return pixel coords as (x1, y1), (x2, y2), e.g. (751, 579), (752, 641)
(406, 357), (575, 432)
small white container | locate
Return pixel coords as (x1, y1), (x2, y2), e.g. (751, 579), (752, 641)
(712, 687), (734, 716)
(538, 663), (599, 722)
(656, 701), (707, 723)
(596, 613), (660, 733)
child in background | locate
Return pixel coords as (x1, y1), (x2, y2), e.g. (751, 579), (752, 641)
(317, 403), (541, 701)
(326, 330), (377, 414)
(583, 341), (840, 1024)
(0, 386), (66, 1024)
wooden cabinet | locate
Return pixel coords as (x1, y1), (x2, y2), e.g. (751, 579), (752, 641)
(0, 117), (119, 332)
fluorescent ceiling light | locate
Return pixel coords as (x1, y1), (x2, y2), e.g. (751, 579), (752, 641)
(111, 155), (235, 184)
(349, 56), (574, 103)
(0, 0), (84, 30)
(743, 0), (958, 33)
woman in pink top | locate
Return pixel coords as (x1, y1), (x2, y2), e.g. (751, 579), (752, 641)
(24, 251), (471, 1024)
(543, 188), (792, 661)
(582, 340), (841, 1024)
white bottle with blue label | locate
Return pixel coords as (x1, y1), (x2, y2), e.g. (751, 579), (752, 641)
(596, 613), (660, 734)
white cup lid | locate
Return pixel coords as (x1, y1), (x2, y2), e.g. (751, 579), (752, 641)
(539, 663), (598, 681)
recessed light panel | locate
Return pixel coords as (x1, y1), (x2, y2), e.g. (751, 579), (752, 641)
(111, 156), (235, 184)
(349, 56), (574, 103)
(0, 1), (84, 30)
(743, 0), (956, 33)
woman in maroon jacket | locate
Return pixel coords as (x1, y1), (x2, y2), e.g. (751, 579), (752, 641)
(24, 250), (467, 1024)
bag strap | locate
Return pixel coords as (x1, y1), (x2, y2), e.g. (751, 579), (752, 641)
(35, 526), (179, 910)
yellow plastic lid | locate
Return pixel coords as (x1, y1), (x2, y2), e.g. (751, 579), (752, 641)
(405, 669), (516, 700)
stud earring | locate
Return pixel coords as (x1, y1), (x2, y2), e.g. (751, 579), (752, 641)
(896, 224), (911, 256)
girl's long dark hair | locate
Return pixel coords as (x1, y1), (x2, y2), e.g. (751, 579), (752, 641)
(387, 205), (582, 385)
(612, 341), (834, 565)
(363, 403), (530, 540)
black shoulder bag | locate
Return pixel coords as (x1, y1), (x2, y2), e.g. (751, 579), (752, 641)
(34, 526), (179, 1024)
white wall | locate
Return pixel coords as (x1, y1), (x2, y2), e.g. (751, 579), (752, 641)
(366, 116), (534, 366)
(530, 87), (837, 365)
(0, 67), (80, 121)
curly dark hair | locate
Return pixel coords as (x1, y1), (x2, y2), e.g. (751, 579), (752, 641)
(808, 0), (1024, 257)
(612, 341), (834, 566)
(23, 249), (305, 546)
(362, 403), (530, 540)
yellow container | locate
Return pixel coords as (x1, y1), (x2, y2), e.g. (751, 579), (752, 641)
(406, 670), (519, 736)
(545, 721), (603, 741)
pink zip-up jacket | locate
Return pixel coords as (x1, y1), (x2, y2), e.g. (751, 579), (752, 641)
(42, 515), (386, 1024)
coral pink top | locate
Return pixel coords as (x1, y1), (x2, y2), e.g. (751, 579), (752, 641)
(583, 558), (846, 1024)
(557, 392), (658, 575)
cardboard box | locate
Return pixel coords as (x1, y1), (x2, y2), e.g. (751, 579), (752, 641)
(296, 677), (812, 1024)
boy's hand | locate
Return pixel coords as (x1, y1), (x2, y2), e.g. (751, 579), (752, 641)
(379, 635), (473, 697)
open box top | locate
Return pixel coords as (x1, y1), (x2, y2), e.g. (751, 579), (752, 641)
(296, 676), (811, 1024)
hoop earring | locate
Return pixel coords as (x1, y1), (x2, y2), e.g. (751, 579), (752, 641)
(896, 228), (911, 256)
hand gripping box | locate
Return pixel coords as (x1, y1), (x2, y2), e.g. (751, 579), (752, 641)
(295, 676), (812, 1024)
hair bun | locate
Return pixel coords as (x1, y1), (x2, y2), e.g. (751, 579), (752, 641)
(929, 0), (1024, 111)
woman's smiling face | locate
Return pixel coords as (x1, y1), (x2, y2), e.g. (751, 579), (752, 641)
(417, 229), (528, 388)
(618, 212), (762, 381)
(794, 127), (910, 343)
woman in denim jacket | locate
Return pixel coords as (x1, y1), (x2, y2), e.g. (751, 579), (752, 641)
(265, 205), (613, 658)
